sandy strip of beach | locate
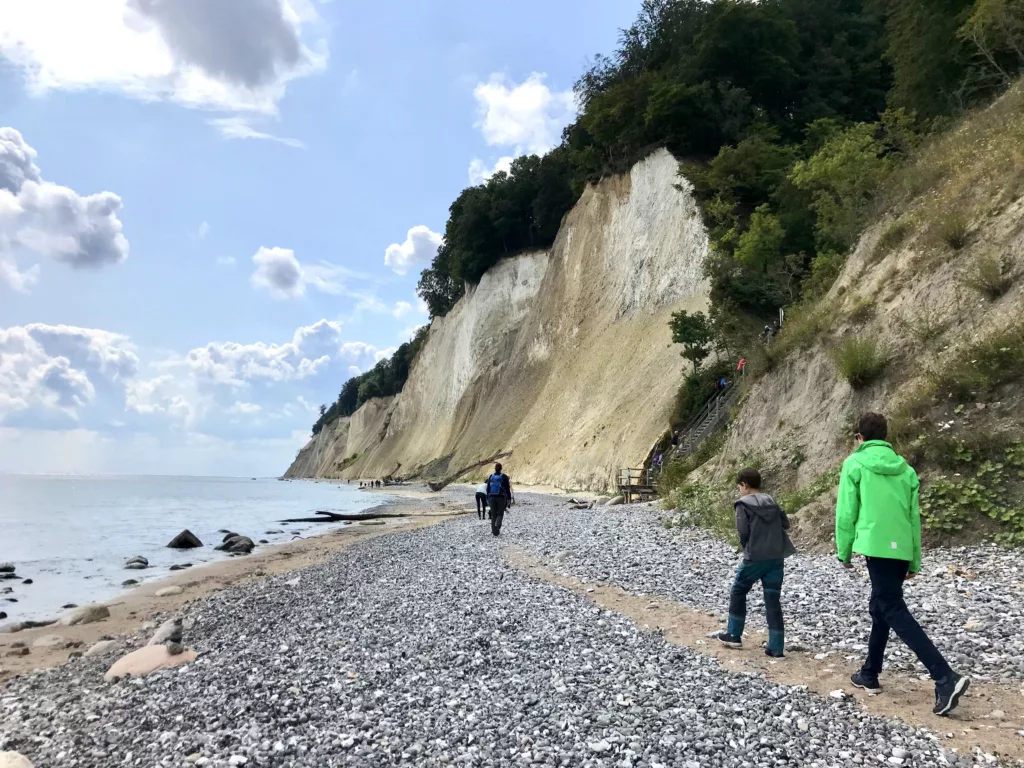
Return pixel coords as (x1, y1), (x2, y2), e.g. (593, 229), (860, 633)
(0, 493), (458, 682)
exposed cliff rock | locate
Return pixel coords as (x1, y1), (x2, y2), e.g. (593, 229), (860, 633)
(286, 149), (709, 490)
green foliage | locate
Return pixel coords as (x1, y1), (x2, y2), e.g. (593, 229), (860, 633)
(831, 335), (889, 388)
(872, 219), (913, 263)
(962, 250), (1016, 298)
(664, 482), (739, 546)
(790, 114), (916, 251)
(771, 300), (833, 355)
(931, 324), (1024, 400)
(885, 0), (975, 120)
(778, 467), (841, 514)
(311, 326), (431, 435)
(658, 428), (727, 491)
(920, 443), (1024, 547)
(900, 301), (949, 344)
(669, 310), (713, 373)
(417, 151), (574, 316)
(670, 360), (735, 428)
(800, 251), (845, 300)
(935, 211), (970, 250)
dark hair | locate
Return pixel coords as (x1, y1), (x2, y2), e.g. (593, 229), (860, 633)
(855, 412), (888, 442)
(736, 467), (761, 489)
(494, 463), (502, 473)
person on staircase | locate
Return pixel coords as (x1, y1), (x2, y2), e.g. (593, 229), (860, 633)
(485, 463), (513, 537)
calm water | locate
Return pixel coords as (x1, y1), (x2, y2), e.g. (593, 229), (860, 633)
(0, 475), (380, 622)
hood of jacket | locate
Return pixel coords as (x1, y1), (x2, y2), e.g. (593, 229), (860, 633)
(736, 492), (783, 522)
(848, 440), (909, 476)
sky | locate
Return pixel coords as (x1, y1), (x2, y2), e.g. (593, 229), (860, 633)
(0, 0), (641, 476)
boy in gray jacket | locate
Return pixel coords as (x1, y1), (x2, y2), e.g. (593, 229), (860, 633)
(716, 467), (796, 657)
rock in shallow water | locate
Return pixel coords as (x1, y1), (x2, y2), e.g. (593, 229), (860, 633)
(167, 529), (203, 549)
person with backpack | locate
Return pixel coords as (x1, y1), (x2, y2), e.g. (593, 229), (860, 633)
(715, 467), (795, 657)
(485, 463), (513, 536)
(837, 412), (970, 715)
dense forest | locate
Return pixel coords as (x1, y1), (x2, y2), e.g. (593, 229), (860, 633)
(310, 326), (428, 436)
(316, 0), (1024, 435)
(417, 0), (1023, 321)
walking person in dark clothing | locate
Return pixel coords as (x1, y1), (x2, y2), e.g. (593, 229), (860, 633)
(475, 483), (489, 520)
(485, 463), (513, 536)
(716, 468), (795, 657)
(837, 412), (970, 715)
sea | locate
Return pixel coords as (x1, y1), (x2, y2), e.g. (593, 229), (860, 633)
(0, 475), (379, 622)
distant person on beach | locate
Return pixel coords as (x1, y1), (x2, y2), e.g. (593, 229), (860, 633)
(716, 467), (795, 658)
(475, 483), (489, 520)
(837, 412), (970, 715)
(486, 463), (513, 537)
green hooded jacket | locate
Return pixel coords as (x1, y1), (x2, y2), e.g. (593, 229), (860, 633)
(835, 440), (922, 572)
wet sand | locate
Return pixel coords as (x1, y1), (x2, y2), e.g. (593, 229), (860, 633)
(0, 496), (454, 682)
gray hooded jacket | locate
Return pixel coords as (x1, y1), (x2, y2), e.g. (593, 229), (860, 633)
(735, 493), (797, 562)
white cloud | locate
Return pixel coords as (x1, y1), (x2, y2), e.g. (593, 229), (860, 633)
(0, 0), (327, 115)
(249, 246), (352, 299)
(0, 255), (40, 292)
(216, 255), (236, 267)
(198, 221), (209, 239)
(0, 323), (137, 420)
(251, 246), (303, 299)
(229, 401), (261, 415)
(468, 156), (513, 185)
(392, 301), (414, 318)
(473, 72), (576, 154)
(209, 117), (305, 148)
(124, 373), (196, 423)
(178, 319), (382, 386)
(384, 225), (442, 276)
(0, 128), (129, 290)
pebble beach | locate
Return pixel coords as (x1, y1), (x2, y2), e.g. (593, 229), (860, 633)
(1, 488), (1022, 767)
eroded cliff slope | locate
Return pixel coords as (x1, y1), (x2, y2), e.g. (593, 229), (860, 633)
(286, 149), (709, 490)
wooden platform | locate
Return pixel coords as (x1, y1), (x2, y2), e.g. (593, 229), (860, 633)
(616, 467), (657, 503)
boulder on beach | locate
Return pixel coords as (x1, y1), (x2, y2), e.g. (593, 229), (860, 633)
(0, 563), (14, 573)
(265, 529), (282, 534)
(104, 644), (196, 681)
(21, 579), (31, 585)
(125, 556), (148, 570)
(215, 535), (255, 554)
(84, 639), (119, 658)
(147, 617), (183, 646)
(58, 604), (110, 627)
(221, 532), (239, 542)
(0, 574), (18, 581)
(32, 634), (66, 650)
(604, 495), (625, 506)
(0, 751), (35, 768)
(155, 586), (184, 597)
(167, 529), (203, 549)
(169, 563), (192, 571)
(0, 612), (5, 620)
(121, 579), (139, 587)
(2, 619), (56, 633)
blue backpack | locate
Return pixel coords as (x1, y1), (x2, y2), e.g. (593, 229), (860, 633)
(487, 473), (504, 495)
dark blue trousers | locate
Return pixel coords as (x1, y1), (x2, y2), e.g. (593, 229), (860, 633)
(727, 559), (785, 654)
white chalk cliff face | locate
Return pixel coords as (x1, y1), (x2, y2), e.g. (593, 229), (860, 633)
(287, 149), (710, 490)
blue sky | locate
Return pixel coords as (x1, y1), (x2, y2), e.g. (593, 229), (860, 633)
(0, 0), (641, 475)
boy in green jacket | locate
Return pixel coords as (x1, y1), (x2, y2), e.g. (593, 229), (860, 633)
(836, 412), (970, 716)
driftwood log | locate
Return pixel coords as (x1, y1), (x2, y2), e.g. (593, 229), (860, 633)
(426, 451), (511, 492)
(278, 510), (402, 523)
